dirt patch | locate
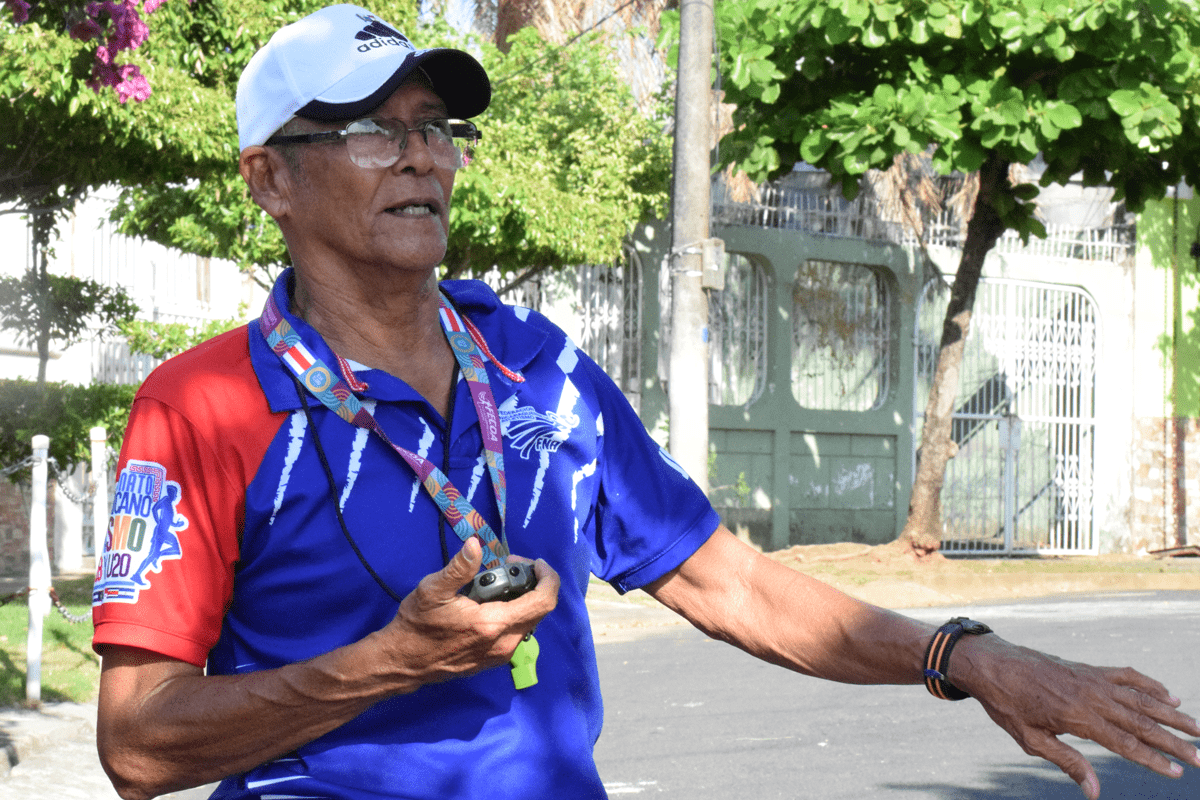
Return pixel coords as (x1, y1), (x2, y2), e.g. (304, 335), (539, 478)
(767, 541), (1200, 608)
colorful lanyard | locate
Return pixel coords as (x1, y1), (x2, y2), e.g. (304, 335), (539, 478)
(259, 288), (521, 571)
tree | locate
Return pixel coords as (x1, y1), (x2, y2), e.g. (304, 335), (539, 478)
(0, 1), (232, 207)
(0, 204), (138, 385)
(445, 26), (672, 281)
(0, 378), (137, 481)
(2, 0), (238, 385)
(711, 0), (1200, 555)
(6, 0), (169, 104)
(110, 4), (672, 288)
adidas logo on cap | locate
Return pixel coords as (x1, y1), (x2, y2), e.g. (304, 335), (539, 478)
(354, 15), (413, 53)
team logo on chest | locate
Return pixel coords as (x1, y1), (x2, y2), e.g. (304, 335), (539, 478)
(93, 460), (187, 605)
(499, 405), (580, 459)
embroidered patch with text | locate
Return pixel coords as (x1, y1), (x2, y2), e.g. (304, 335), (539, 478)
(93, 460), (187, 606)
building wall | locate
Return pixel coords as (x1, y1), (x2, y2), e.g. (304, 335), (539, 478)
(1, 191), (266, 386)
(1129, 198), (1200, 551)
(0, 480), (56, 578)
(1131, 418), (1200, 552)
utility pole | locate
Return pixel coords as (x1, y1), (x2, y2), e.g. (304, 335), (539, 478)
(669, 0), (715, 493)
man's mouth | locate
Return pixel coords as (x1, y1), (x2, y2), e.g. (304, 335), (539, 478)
(387, 203), (437, 217)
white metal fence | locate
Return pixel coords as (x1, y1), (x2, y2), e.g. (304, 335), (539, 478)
(915, 279), (1100, 554)
(713, 170), (1136, 263)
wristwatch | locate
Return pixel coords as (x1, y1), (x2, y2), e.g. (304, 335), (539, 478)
(922, 616), (992, 700)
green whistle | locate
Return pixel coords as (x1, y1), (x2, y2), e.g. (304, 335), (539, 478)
(510, 634), (539, 690)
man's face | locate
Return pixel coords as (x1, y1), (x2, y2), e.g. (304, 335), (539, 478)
(281, 75), (458, 280)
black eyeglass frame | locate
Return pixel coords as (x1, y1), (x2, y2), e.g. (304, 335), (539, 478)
(264, 117), (481, 166)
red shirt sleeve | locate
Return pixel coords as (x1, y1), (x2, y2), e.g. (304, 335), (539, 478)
(92, 328), (284, 668)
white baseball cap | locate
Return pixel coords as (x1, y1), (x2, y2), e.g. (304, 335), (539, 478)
(236, 4), (491, 151)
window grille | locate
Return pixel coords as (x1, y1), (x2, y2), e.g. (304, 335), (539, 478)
(791, 260), (891, 411)
(708, 254), (769, 406)
(578, 245), (644, 410)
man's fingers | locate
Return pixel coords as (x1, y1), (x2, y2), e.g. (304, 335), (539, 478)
(1024, 731), (1100, 800)
(1109, 671), (1200, 738)
(1096, 689), (1200, 775)
(423, 537), (483, 600)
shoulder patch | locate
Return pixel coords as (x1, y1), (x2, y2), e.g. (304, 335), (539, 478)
(93, 460), (187, 605)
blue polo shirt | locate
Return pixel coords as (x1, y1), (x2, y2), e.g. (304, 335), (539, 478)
(93, 269), (719, 799)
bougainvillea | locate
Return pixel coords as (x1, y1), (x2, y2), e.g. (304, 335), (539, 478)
(6, 0), (173, 102)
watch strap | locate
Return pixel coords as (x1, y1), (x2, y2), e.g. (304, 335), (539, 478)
(923, 616), (992, 701)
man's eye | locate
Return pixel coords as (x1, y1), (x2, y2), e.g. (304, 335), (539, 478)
(423, 120), (453, 136)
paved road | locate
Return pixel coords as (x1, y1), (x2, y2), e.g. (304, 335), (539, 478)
(594, 591), (1200, 799)
(2, 592), (1197, 799)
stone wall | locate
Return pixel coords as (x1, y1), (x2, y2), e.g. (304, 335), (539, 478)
(0, 479), (56, 578)
(1131, 417), (1199, 552)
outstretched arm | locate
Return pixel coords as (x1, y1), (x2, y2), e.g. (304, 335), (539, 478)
(644, 526), (1200, 799)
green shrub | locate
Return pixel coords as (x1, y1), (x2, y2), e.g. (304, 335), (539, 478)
(0, 380), (138, 482)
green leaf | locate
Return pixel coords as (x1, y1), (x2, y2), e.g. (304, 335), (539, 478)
(953, 139), (988, 172)
(800, 129), (834, 164)
(1044, 24), (1066, 49)
(1108, 88), (1145, 118)
(862, 18), (889, 47)
(872, 2), (902, 22)
(990, 10), (1025, 40)
(1011, 182), (1040, 200)
(1046, 102), (1083, 130)
(825, 15), (853, 44)
(910, 17), (931, 44)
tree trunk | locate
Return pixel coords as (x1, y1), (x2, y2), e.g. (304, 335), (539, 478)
(900, 152), (1011, 557)
(32, 210), (53, 388)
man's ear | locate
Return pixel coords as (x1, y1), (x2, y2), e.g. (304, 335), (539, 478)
(239, 146), (294, 219)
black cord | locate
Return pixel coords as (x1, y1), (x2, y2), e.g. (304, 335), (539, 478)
(290, 373), (406, 604)
(437, 361), (461, 568)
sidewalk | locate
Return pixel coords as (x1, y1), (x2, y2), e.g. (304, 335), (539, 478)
(0, 700), (215, 800)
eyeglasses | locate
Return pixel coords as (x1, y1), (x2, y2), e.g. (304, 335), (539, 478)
(265, 118), (481, 170)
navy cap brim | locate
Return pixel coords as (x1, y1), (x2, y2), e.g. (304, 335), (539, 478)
(298, 48), (491, 122)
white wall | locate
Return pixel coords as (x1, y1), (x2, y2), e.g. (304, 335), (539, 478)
(1, 190), (265, 386)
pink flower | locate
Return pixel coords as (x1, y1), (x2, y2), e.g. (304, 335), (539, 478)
(70, 18), (105, 42)
(80, 0), (161, 103)
(5, 0), (30, 24)
(105, 1), (150, 52)
(114, 66), (152, 103)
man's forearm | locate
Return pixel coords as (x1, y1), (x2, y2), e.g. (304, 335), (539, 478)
(645, 527), (936, 685)
(98, 629), (411, 800)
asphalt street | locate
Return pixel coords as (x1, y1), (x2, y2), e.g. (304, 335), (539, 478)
(593, 591), (1200, 799)
(1, 591), (1197, 799)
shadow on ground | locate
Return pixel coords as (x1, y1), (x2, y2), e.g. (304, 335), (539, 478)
(881, 754), (1200, 800)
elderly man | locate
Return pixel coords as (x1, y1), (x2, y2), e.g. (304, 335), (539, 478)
(92, 5), (1200, 800)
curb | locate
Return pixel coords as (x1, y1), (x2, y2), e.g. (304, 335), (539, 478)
(0, 702), (97, 778)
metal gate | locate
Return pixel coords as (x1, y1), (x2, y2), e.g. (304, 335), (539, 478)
(914, 279), (1100, 554)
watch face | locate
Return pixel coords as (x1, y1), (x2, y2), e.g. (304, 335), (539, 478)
(959, 619), (992, 635)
